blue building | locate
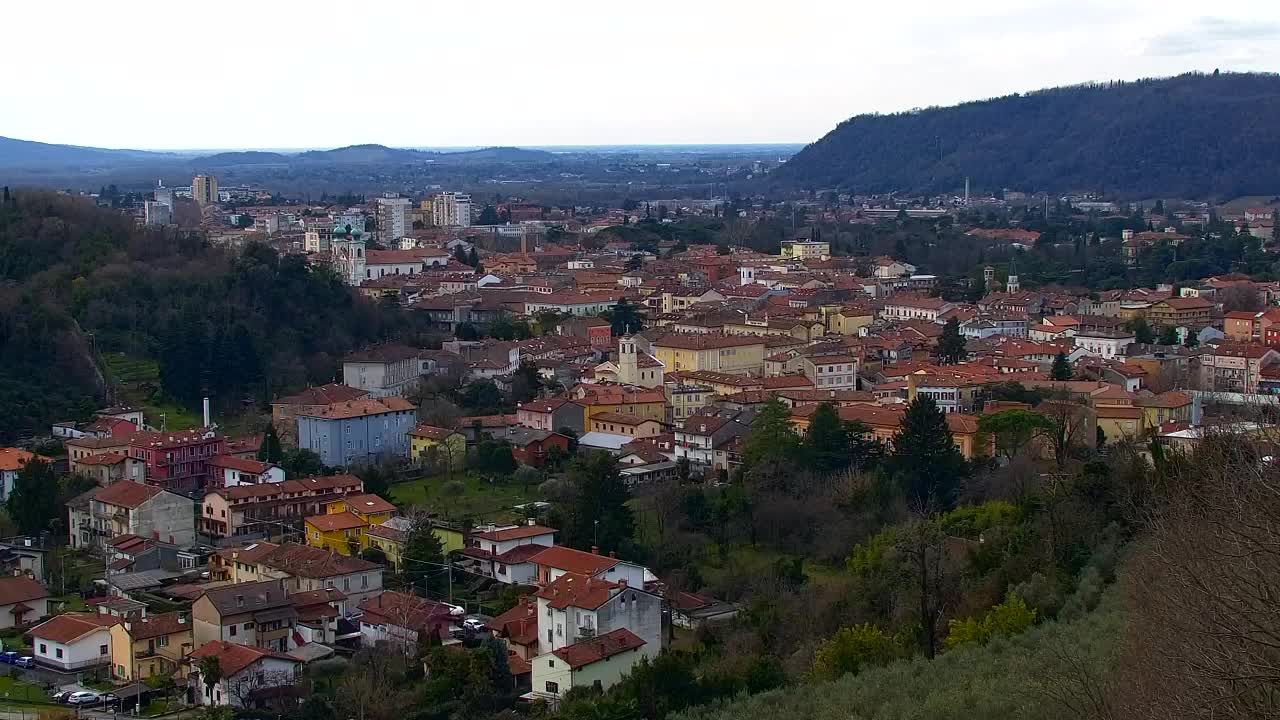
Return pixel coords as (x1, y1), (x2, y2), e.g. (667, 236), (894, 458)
(296, 397), (417, 467)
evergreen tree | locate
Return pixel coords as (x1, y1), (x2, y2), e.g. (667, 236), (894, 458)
(401, 516), (446, 596)
(804, 403), (851, 474)
(1050, 352), (1072, 381)
(1129, 317), (1156, 344)
(357, 465), (391, 499)
(742, 399), (801, 471)
(890, 396), (967, 513)
(7, 457), (59, 537)
(935, 317), (967, 365)
(563, 451), (634, 554)
(1184, 331), (1200, 348)
(257, 424), (283, 463)
(1158, 325), (1180, 346)
(607, 298), (645, 336)
(467, 248), (479, 267)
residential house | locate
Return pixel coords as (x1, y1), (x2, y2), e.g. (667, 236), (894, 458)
(458, 523), (557, 585)
(0, 576), (50, 629)
(530, 628), (648, 701)
(127, 429), (226, 492)
(1134, 391), (1193, 431)
(70, 453), (146, 486)
(63, 436), (134, 468)
(408, 425), (467, 469)
(570, 385), (667, 432)
(69, 481), (195, 551)
(296, 397), (417, 467)
(665, 384), (715, 423)
(516, 398), (586, 435)
(582, 413), (663, 439)
(29, 612), (115, 671)
(191, 580), (298, 652)
(0, 449), (40, 502)
(217, 542), (384, 606)
(673, 415), (749, 470)
(529, 545), (648, 588)
(826, 306), (876, 336)
(1147, 297), (1214, 329)
(670, 592), (740, 629)
(271, 384), (369, 445)
(800, 355), (859, 390)
(1074, 330), (1137, 360)
(109, 611), (194, 682)
(880, 295), (953, 322)
(358, 591), (458, 652)
(0, 540), (49, 585)
(289, 588), (348, 646)
(342, 345), (422, 397)
(488, 597), (540, 661)
(188, 640), (302, 708)
(1198, 343), (1280, 394)
(199, 475), (364, 539)
(208, 456), (285, 488)
(533, 572), (662, 655)
(304, 514), (370, 557)
(497, 427), (573, 468)
(1090, 385), (1143, 444)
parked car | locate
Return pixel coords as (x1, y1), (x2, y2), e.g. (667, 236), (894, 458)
(66, 692), (101, 706)
(14, 657), (34, 668)
(0, 651), (17, 664)
(462, 618), (487, 632)
(50, 691), (71, 704)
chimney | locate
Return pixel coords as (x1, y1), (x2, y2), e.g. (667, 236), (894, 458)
(609, 550), (616, 559)
(527, 518), (535, 526)
(591, 546), (599, 555)
(618, 578), (627, 588)
(203, 397), (211, 428)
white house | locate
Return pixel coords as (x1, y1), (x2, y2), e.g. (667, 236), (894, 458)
(357, 591), (459, 653)
(530, 628), (648, 701)
(1073, 331), (1136, 360)
(30, 612), (115, 670)
(0, 576), (50, 629)
(459, 524), (558, 585)
(872, 258), (917, 278)
(188, 640), (302, 708)
(207, 456), (285, 487)
(533, 573), (662, 655)
(528, 546), (648, 588)
(880, 296), (952, 322)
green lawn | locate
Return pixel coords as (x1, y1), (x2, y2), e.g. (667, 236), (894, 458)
(390, 472), (540, 522)
(51, 594), (89, 613)
(0, 675), (50, 703)
(101, 351), (258, 432)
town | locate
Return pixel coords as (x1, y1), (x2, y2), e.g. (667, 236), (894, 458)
(0, 164), (1278, 720)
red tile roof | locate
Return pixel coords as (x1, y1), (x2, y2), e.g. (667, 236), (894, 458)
(31, 612), (115, 643)
(0, 576), (49, 607)
(0, 448), (39, 472)
(535, 572), (619, 610)
(341, 494), (396, 515)
(188, 640), (299, 677)
(408, 424), (459, 441)
(472, 525), (557, 543)
(274, 384), (370, 407)
(552, 628), (645, 669)
(95, 481), (163, 509)
(298, 397), (416, 420)
(304, 512), (367, 533)
(208, 455), (274, 474)
(528, 546), (618, 576)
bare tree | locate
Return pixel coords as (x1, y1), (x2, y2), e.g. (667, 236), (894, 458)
(1219, 284), (1262, 313)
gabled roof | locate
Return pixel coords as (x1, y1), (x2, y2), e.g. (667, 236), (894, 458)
(408, 424), (460, 441)
(304, 512), (368, 533)
(31, 612), (115, 643)
(472, 525), (557, 543)
(189, 640), (299, 677)
(528, 545), (619, 576)
(208, 455), (275, 474)
(199, 580), (293, 616)
(0, 576), (49, 607)
(274, 384), (370, 407)
(341, 494), (396, 515)
(551, 628), (645, 669)
(298, 397), (416, 420)
(535, 572), (619, 610)
(123, 611), (191, 641)
(94, 481), (163, 509)
(0, 448), (39, 472)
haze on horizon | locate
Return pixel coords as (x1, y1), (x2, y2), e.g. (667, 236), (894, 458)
(5, 0), (1278, 151)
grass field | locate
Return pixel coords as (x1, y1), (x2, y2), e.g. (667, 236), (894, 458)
(101, 352), (264, 434)
(390, 473), (540, 522)
(0, 674), (51, 704)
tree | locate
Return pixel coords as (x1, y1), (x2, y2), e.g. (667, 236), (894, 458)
(1128, 317), (1155, 344)
(742, 399), (801, 472)
(978, 409), (1054, 460)
(257, 424), (283, 463)
(475, 205), (501, 226)
(562, 452), (634, 554)
(607, 297), (644, 336)
(811, 624), (901, 680)
(7, 458), (59, 536)
(625, 254), (644, 271)
(804, 403), (851, 474)
(513, 464), (541, 493)
(1183, 330), (1200, 348)
(357, 465), (392, 500)
(944, 593), (1037, 650)
(467, 247), (479, 267)
(935, 317), (967, 365)
(675, 457), (691, 483)
(889, 396), (967, 513)
(401, 514), (446, 596)
(282, 448), (323, 479)
(1050, 352), (1072, 381)
(474, 439), (517, 480)
(510, 361), (542, 404)
(197, 656), (222, 699)
(1157, 325), (1180, 346)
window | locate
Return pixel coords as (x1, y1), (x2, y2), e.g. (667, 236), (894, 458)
(100, 644), (108, 655)
(547, 629), (553, 643)
(56, 648), (63, 659)
(157, 636), (169, 647)
(361, 574), (369, 589)
(548, 660), (555, 668)
(545, 681), (559, 694)
(245, 622), (255, 630)
(39, 644), (46, 654)
(229, 625), (237, 637)
(343, 577), (350, 592)
(556, 623), (562, 636)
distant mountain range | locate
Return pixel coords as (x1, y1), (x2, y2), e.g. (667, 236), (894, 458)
(0, 138), (556, 170)
(772, 72), (1280, 199)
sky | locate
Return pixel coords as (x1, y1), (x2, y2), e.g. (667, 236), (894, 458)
(4, 0), (1279, 150)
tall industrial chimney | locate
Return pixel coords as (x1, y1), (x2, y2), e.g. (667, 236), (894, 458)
(203, 397), (211, 428)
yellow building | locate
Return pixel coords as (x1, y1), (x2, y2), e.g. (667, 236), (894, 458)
(780, 240), (830, 260)
(365, 519), (465, 571)
(650, 333), (766, 375)
(1134, 390), (1193, 431)
(327, 493), (396, 525)
(408, 424), (467, 469)
(305, 512), (369, 556)
(826, 306), (876, 336)
(109, 612), (194, 682)
(570, 385), (667, 431)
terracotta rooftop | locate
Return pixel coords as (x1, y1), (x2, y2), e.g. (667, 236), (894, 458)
(298, 397), (416, 420)
(0, 448), (40, 472)
(0, 576), (49, 606)
(31, 612), (115, 644)
(528, 545), (618, 576)
(552, 628), (645, 669)
(535, 572), (620, 610)
(95, 481), (163, 509)
(472, 524), (556, 543)
(274, 383), (370, 407)
(188, 640), (299, 677)
(305, 512), (368, 533)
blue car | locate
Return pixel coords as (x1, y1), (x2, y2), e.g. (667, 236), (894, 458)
(0, 651), (17, 664)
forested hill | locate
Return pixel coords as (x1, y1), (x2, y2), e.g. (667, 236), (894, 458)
(772, 72), (1280, 199)
(0, 189), (430, 443)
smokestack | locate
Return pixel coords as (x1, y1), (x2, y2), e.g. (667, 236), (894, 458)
(203, 397), (211, 428)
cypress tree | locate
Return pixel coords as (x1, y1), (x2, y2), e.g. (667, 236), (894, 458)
(890, 396), (968, 513)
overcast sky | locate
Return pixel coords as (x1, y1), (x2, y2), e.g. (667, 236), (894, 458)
(5, 1), (1278, 150)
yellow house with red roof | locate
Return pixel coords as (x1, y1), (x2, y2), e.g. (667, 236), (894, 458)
(305, 494), (396, 556)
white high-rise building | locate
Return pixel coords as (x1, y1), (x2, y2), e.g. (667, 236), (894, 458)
(192, 175), (219, 205)
(431, 192), (472, 227)
(375, 196), (411, 241)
